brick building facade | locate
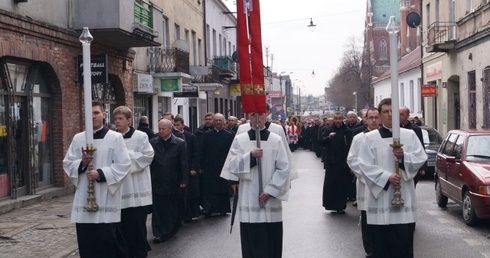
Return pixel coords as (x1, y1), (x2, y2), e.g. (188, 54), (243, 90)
(0, 9), (135, 199)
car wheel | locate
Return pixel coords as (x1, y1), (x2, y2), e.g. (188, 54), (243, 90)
(435, 177), (448, 208)
(462, 191), (479, 226)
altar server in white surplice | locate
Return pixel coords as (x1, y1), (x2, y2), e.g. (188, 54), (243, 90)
(221, 104), (298, 183)
(346, 107), (380, 258)
(357, 98), (427, 258)
(113, 106), (154, 258)
(227, 111), (290, 258)
(63, 102), (131, 258)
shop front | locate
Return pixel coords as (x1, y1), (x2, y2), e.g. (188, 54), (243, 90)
(0, 59), (55, 199)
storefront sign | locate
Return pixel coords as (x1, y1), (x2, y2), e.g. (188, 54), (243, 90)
(173, 85), (199, 98)
(421, 84), (437, 97)
(160, 78), (180, 92)
(78, 54), (108, 84)
(134, 73), (154, 94)
(426, 61), (442, 81)
(268, 91), (281, 98)
(230, 81), (241, 96)
(0, 125), (6, 137)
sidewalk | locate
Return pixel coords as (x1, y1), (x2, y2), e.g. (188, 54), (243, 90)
(0, 188), (79, 258)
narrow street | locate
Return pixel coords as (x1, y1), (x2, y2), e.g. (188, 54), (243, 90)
(147, 149), (490, 258)
(1, 149), (490, 258)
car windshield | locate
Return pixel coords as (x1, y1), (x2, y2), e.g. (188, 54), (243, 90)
(466, 135), (490, 159)
(422, 128), (443, 146)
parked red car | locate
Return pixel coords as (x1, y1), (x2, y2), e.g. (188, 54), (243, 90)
(435, 129), (490, 226)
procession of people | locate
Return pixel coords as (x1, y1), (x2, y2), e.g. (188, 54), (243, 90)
(63, 92), (430, 258)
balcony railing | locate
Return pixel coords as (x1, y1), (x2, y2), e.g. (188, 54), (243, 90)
(213, 56), (236, 73)
(192, 65), (221, 83)
(72, 0), (159, 49)
(134, 1), (153, 29)
(427, 22), (456, 52)
(150, 48), (190, 74)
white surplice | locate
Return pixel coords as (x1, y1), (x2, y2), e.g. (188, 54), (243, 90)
(227, 131), (290, 223)
(357, 128), (427, 225)
(221, 122), (298, 181)
(63, 130), (131, 223)
(120, 129), (154, 209)
(347, 131), (369, 211)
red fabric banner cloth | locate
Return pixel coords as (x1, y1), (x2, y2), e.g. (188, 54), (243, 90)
(237, 0), (266, 114)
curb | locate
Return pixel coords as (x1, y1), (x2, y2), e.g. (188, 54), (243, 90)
(0, 186), (75, 216)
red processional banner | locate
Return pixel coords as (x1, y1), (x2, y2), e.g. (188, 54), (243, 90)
(237, 0), (266, 114)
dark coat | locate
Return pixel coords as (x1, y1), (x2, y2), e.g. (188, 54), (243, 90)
(137, 122), (156, 140)
(194, 124), (213, 146)
(183, 131), (200, 198)
(320, 124), (353, 165)
(200, 129), (234, 194)
(149, 135), (188, 195)
(319, 124), (353, 210)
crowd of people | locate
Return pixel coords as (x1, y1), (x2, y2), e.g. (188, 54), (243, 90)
(62, 99), (427, 258)
(283, 100), (427, 258)
(63, 102), (297, 258)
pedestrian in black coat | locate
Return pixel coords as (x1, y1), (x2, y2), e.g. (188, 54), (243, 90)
(199, 113), (234, 215)
(149, 119), (188, 243)
(137, 116), (156, 140)
(174, 117), (201, 221)
(319, 112), (353, 214)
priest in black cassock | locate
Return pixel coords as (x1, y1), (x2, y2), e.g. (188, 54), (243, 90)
(319, 111), (353, 214)
(149, 119), (188, 243)
(174, 116), (201, 221)
(200, 113), (234, 215)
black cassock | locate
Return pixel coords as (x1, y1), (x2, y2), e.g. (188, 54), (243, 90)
(319, 124), (353, 211)
(182, 131), (201, 219)
(200, 129), (234, 213)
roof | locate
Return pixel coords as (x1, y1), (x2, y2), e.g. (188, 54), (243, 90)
(372, 47), (421, 84)
(372, 0), (400, 22)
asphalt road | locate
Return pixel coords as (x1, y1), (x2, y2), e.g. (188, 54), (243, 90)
(147, 149), (490, 258)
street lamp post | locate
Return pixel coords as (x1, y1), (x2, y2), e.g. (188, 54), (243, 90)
(353, 91), (358, 112)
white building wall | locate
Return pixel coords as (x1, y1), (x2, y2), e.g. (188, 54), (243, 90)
(373, 68), (421, 118)
(206, 0), (237, 58)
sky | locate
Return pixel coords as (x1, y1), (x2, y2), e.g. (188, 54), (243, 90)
(223, 0), (366, 96)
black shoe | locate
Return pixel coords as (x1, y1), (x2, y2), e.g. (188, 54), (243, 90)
(153, 237), (165, 244)
(336, 210), (346, 214)
(352, 201), (358, 207)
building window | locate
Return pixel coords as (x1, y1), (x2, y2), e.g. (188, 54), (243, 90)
(198, 39), (202, 66)
(468, 71), (476, 129)
(212, 29), (217, 58)
(219, 34), (222, 56)
(162, 17), (170, 49)
(206, 24), (210, 59)
(158, 97), (171, 119)
(409, 80), (414, 111)
(483, 67), (490, 129)
(379, 39), (387, 60)
(192, 31), (197, 65)
(466, 0), (473, 13)
(174, 23), (180, 40)
(426, 3), (431, 30)
(417, 78), (422, 112)
(185, 29), (189, 44)
(400, 82), (405, 106)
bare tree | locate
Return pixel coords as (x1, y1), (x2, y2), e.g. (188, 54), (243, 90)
(325, 35), (376, 112)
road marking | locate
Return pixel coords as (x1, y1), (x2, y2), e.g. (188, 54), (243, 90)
(448, 227), (471, 234)
(436, 218), (452, 224)
(426, 210), (446, 216)
(481, 251), (490, 258)
(464, 238), (488, 246)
